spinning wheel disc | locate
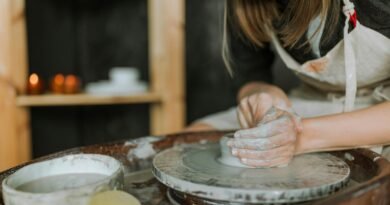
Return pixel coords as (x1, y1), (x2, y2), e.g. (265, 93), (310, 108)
(153, 143), (350, 204)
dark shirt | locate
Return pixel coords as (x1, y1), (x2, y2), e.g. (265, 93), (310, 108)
(229, 0), (390, 90)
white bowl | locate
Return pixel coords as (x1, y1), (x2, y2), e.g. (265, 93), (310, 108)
(2, 154), (124, 205)
(109, 67), (140, 84)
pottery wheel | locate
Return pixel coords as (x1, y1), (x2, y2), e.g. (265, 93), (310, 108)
(152, 143), (350, 204)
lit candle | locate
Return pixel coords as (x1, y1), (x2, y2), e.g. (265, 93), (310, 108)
(64, 75), (81, 94)
(50, 74), (65, 94)
(27, 73), (44, 95)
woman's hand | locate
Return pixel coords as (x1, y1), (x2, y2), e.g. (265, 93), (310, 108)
(232, 89), (302, 168)
(237, 83), (291, 128)
(237, 93), (292, 128)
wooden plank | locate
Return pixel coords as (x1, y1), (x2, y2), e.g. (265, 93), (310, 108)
(0, 0), (11, 78)
(0, 80), (19, 171)
(11, 0), (31, 166)
(0, 0), (21, 171)
(0, 0), (31, 170)
(16, 107), (31, 164)
(17, 93), (162, 107)
(148, 0), (186, 135)
(10, 0), (28, 93)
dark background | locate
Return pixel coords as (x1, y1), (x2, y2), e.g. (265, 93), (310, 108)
(26, 0), (298, 157)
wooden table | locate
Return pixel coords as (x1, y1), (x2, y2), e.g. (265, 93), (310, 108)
(0, 131), (389, 205)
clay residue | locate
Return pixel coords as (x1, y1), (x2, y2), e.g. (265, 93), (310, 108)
(344, 153), (355, 161)
(126, 136), (161, 160)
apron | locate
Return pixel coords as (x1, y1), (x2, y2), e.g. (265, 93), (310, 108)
(270, 0), (390, 154)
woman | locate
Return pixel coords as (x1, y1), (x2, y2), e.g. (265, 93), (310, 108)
(188, 0), (390, 167)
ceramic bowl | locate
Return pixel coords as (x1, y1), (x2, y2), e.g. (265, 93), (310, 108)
(2, 154), (124, 205)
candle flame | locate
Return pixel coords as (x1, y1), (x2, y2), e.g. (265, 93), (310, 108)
(29, 73), (39, 85)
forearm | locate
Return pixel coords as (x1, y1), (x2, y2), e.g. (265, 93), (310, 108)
(238, 82), (290, 106)
(296, 102), (390, 154)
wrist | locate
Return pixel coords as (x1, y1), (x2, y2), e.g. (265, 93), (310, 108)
(295, 118), (328, 155)
(295, 118), (317, 155)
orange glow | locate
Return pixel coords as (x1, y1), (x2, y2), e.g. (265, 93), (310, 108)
(50, 74), (65, 94)
(27, 73), (43, 94)
(54, 74), (65, 84)
(29, 73), (39, 85)
(64, 75), (81, 94)
(65, 75), (77, 84)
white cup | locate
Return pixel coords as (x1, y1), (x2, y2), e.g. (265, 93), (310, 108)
(109, 67), (140, 85)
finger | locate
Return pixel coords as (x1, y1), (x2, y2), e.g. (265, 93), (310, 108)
(246, 96), (256, 127)
(239, 93), (274, 128)
(252, 93), (274, 123)
(234, 117), (292, 139)
(247, 94), (263, 123)
(238, 98), (254, 127)
(234, 123), (273, 139)
(240, 156), (292, 168)
(256, 92), (273, 107)
(228, 133), (295, 150)
(260, 106), (286, 124)
(237, 109), (250, 129)
(231, 145), (295, 160)
(249, 95), (260, 122)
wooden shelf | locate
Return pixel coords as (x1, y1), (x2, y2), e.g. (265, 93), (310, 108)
(1, 0), (184, 170)
(16, 92), (162, 107)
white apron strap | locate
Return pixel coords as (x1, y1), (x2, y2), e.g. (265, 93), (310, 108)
(342, 0), (357, 112)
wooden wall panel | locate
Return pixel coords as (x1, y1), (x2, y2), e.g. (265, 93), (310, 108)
(0, 0), (30, 171)
(0, 82), (20, 171)
(149, 0), (185, 135)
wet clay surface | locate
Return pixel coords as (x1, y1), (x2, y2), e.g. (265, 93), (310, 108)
(0, 131), (389, 205)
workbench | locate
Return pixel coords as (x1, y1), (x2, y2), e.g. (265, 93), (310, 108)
(0, 131), (389, 205)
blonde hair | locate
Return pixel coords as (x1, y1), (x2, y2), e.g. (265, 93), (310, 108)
(223, 0), (340, 74)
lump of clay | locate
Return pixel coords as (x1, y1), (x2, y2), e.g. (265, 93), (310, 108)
(218, 134), (252, 168)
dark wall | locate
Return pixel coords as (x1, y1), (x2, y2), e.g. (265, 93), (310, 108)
(186, 1), (238, 121)
(27, 0), (149, 86)
(26, 0), (150, 157)
(26, 0), (235, 157)
(26, 0), (298, 157)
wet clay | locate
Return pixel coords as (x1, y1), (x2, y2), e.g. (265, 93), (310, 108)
(218, 134), (251, 168)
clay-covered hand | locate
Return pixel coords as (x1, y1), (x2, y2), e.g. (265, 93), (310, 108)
(229, 106), (302, 168)
(237, 92), (290, 129)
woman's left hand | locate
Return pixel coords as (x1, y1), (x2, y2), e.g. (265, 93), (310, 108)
(228, 106), (302, 168)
